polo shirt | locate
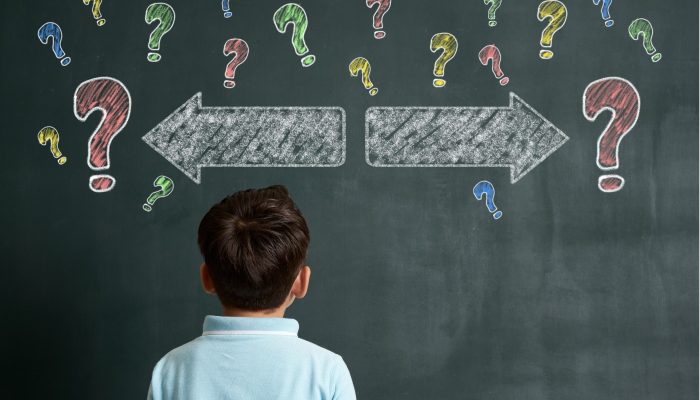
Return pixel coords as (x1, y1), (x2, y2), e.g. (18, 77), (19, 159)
(148, 316), (356, 400)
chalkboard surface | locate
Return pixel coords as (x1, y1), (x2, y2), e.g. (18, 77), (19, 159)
(3, 1), (698, 399)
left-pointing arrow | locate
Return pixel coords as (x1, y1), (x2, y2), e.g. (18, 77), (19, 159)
(142, 93), (346, 184)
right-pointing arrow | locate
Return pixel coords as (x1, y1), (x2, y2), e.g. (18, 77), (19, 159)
(365, 92), (569, 183)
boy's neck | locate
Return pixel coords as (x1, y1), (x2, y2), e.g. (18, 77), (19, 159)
(222, 306), (286, 318)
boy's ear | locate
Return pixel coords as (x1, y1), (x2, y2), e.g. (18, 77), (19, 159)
(290, 266), (311, 299)
(200, 263), (216, 295)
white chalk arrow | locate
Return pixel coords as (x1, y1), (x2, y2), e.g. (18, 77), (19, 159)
(365, 92), (569, 183)
(142, 93), (346, 184)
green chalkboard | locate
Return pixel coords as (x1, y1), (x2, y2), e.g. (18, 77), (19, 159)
(3, 0), (697, 399)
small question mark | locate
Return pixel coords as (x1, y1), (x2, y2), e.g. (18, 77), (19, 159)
(483, 0), (502, 27)
(82, 0), (106, 26)
(145, 2), (176, 63)
(430, 32), (458, 88)
(592, 0), (613, 27)
(537, 0), (567, 60)
(349, 57), (378, 96)
(478, 45), (509, 86)
(37, 22), (71, 66)
(473, 181), (503, 220)
(273, 3), (316, 67)
(143, 175), (174, 212)
(222, 0), (232, 18)
(74, 77), (132, 193)
(583, 77), (640, 193)
(628, 18), (662, 62)
(37, 126), (67, 165)
(366, 0), (391, 39)
(223, 38), (249, 89)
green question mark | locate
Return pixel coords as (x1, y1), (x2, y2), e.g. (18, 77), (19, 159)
(273, 3), (316, 67)
(143, 175), (174, 212)
(484, 0), (502, 27)
(628, 18), (662, 62)
(145, 2), (175, 63)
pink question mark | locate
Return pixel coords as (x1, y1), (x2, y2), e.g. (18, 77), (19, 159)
(367, 0), (391, 39)
(223, 38), (249, 89)
(478, 45), (509, 86)
(73, 77), (131, 193)
(583, 77), (640, 192)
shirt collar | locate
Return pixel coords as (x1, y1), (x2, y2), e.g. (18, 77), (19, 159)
(202, 315), (299, 337)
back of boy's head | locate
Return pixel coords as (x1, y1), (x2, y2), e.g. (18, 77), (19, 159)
(197, 185), (310, 310)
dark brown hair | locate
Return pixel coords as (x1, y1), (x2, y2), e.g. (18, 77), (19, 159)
(198, 185), (309, 310)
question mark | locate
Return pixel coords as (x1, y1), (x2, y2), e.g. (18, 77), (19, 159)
(483, 0), (502, 27)
(430, 32), (458, 88)
(82, 0), (106, 26)
(537, 0), (567, 60)
(273, 3), (316, 67)
(222, 0), (232, 18)
(366, 0), (391, 39)
(37, 126), (67, 165)
(143, 175), (174, 212)
(145, 2), (176, 63)
(37, 22), (71, 66)
(223, 38), (249, 89)
(349, 57), (378, 96)
(592, 0), (613, 27)
(583, 77), (640, 193)
(628, 18), (662, 62)
(74, 77), (132, 193)
(478, 45), (509, 86)
(473, 181), (503, 220)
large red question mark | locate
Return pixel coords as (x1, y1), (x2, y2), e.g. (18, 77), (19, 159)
(478, 44), (509, 86)
(74, 77), (131, 192)
(367, 0), (391, 39)
(583, 77), (640, 192)
(223, 38), (249, 89)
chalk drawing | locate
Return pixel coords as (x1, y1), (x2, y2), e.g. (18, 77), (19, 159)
(583, 77), (640, 193)
(223, 38), (249, 89)
(349, 57), (378, 96)
(37, 126), (67, 165)
(143, 175), (174, 212)
(365, 93), (569, 183)
(430, 32), (458, 87)
(37, 22), (71, 66)
(483, 0), (502, 27)
(222, 0), (232, 18)
(537, 1), (567, 60)
(592, 0), (613, 27)
(74, 77), (132, 193)
(473, 181), (503, 220)
(628, 18), (662, 62)
(142, 93), (346, 184)
(478, 45), (509, 86)
(273, 3), (315, 67)
(82, 0), (106, 26)
(367, 0), (391, 39)
(145, 3), (175, 63)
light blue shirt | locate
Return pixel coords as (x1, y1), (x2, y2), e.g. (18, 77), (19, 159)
(148, 316), (356, 400)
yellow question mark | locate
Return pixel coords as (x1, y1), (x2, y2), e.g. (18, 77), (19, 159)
(37, 126), (67, 165)
(537, 1), (567, 60)
(349, 57), (378, 96)
(430, 32), (458, 87)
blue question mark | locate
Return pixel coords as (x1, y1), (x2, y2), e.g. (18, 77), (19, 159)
(473, 181), (503, 220)
(592, 0), (614, 27)
(222, 0), (232, 18)
(37, 22), (71, 66)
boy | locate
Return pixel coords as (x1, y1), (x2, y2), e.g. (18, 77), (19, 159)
(148, 185), (356, 400)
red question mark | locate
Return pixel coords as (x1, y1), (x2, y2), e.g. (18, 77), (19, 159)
(478, 44), (509, 86)
(367, 0), (391, 39)
(583, 77), (640, 192)
(73, 77), (131, 192)
(223, 38), (249, 89)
